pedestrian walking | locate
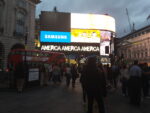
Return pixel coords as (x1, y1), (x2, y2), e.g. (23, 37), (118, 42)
(80, 63), (87, 105)
(111, 63), (120, 89)
(52, 63), (61, 84)
(65, 64), (72, 87)
(128, 60), (142, 106)
(141, 63), (150, 98)
(14, 62), (27, 92)
(120, 64), (129, 96)
(81, 57), (107, 113)
(71, 64), (79, 88)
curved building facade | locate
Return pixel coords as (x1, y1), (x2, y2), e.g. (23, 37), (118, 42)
(37, 11), (116, 64)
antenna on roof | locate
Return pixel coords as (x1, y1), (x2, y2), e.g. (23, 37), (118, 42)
(53, 6), (58, 12)
(147, 14), (150, 24)
(126, 8), (132, 32)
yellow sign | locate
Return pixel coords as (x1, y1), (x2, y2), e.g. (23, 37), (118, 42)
(71, 29), (100, 38)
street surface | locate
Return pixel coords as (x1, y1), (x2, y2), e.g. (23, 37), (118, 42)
(0, 78), (150, 113)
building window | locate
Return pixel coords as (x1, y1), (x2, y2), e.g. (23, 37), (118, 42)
(137, 53), (139, 58)
(0, 0), (5, 33)
(15, 11), (26, 36)
(17, 0), (27, 8)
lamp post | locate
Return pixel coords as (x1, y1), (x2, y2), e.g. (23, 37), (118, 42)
(24, 30), (28, 63)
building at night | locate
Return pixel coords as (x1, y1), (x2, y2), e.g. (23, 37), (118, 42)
(116, 25), (150, 65)
(37, 11), (116, 64)
(0, 0), (41, 69)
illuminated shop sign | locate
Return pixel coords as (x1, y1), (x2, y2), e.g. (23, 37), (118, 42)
(40, 31), (71, 43)
(101, 57), (110, 63)
(71, 29), (100, 43)
(41, 45), (100, 52)
(101, 31), (111, 42)
(71, 13), (116, 32)
(100, 41), (110, 56)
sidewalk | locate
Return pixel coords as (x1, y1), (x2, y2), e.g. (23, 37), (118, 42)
(0, 78), (150, 113)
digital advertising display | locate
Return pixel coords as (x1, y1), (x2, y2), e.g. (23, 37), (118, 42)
(100, 41), (110, 56)
(71, 13), (116, 32)
(101, 31), (111, 42)
(40, 31), (71, 43)
(71, 29), (100, 43)
(41, 45), (100, 52)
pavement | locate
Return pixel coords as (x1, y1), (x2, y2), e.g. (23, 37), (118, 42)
(0, 78), (150, 113)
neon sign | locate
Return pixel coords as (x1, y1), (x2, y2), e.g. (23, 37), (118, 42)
(41, 45), (100, 52)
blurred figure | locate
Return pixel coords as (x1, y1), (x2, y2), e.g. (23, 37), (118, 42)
(80, 63), (87, 105)
(120, 64), (129, 96)
(71, 64), (79, 88)
(141, 63), (150, 98)
(52, 63), (61, 84)
(48, 63), (53, 81)
(128, 60), (142, 106)
(81, 57), (107, 113)
(65, 64), (72, 87)
(14, 62), (27, 92)
(39, 64), (45, 87)
(111, 63), (120, 88)
(44, 63), (50, 86)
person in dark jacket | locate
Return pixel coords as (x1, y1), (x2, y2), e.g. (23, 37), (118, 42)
(14, 62), (28, 92)
(81, 57), (107, 113)
(71, 64), (79, 88)
(128, 60), (142, 106)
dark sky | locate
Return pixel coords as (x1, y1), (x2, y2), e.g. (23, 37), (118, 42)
(36, 0), (150, 37)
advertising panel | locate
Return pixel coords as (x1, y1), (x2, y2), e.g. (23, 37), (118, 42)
(41, 45), (100, 52)
(71, 29), (100, 43)
(40, 31), (71, 43)
(28, 68), (39, 81)
(101, 31), (111, 42)
(71, 13), (115, 32)
(100, 41), (110, 56)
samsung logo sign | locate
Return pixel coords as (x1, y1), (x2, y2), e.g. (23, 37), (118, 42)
(40, 31), (71, 43)
(45, 34), (67, 39)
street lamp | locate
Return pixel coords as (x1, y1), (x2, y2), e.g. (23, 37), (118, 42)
(24, 29), (29, 63)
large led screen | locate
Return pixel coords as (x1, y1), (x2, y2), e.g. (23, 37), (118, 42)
(71, 13), (116, 32)
(71, 29), (100, 43)
(100, 41), (110, 56)
(101, 31), (111, 42)
(40, 31), (71, 43)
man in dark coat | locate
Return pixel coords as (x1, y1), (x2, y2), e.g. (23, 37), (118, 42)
(81, 57), (107, 113)
(128, 60), (142, 106)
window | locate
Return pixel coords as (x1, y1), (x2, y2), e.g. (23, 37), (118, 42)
(15, 0), (27, 36)
(15, 11), (26, 36)
(105, 46), (109, 54)
(17, 0), (27, 8)
(0, 0), (4, 30)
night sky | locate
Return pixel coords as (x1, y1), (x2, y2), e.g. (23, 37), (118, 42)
(36, 0), (150, 37)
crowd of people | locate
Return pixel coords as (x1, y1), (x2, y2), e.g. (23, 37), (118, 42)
(79, 58), (150, 113)
(12, 57), (150, 113)
(13, 62), (79, 92)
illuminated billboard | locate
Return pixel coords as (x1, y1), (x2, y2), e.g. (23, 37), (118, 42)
(71, 29), (100, 43)
(39, 13), (115, 44)
(40, 31), (71, 43)
(71, 13), (115, 32)
(101, 31), (111, 42)
(100, 41), (110, 56)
